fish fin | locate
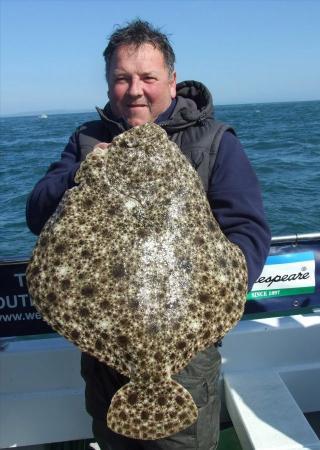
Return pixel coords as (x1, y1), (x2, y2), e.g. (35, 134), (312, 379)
(107, 378), (198, 440)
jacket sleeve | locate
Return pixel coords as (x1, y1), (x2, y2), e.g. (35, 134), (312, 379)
(208, 131), (271, 290)
(26, 132), (81, 235)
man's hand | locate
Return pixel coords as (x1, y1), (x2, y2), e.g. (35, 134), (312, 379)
(93, 142), (111, 151)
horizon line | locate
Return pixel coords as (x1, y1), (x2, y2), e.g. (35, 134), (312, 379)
(1, 98), (319, 119)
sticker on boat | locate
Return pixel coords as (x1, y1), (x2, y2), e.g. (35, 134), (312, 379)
(247, 251), (316, 300)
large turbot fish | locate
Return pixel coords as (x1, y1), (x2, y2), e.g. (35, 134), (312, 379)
(27, 123), (247, 440)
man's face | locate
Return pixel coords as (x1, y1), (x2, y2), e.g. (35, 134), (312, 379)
(108, 43), (176, 127)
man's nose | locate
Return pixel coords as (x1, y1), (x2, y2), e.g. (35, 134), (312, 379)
(127, 77), (143, 97)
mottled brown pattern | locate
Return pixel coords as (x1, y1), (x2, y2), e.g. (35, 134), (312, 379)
(26, 123), (247, 440)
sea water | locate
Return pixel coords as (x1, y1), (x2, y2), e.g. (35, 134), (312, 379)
(0, 100), (319, 260)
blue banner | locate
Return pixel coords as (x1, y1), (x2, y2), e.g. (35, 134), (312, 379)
(0, 261), (54, 337)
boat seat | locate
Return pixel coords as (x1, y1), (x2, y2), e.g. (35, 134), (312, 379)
(224, 370), (320, 450)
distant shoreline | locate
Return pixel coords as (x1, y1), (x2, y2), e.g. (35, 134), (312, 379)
(0, 109), (97, 119)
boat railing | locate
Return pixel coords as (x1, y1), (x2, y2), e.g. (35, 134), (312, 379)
(271, 231), (320, 244)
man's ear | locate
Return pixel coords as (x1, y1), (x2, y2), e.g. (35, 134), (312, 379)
(170, 71), (177, 98)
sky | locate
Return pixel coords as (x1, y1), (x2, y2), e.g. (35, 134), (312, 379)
(1, 0), (320, 115)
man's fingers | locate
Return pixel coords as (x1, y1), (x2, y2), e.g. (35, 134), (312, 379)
(94, 142), (111, 150)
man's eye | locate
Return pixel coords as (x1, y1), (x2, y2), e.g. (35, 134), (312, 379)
(144, 76), (156, 82)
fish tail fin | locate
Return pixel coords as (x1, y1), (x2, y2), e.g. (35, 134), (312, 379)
(107, 378), (198, 440)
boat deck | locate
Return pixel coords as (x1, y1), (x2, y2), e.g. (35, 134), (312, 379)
(218, 424), (242, 450)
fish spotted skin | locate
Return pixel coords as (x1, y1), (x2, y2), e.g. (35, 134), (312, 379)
(27, 123), (247, 439)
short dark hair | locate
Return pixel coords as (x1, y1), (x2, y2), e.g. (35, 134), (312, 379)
(103, 19), (175, 79)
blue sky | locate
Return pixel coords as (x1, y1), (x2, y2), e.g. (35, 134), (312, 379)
(1, 0), (320, 115)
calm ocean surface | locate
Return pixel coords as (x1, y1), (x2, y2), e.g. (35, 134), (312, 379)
(1, 100), (319, 260)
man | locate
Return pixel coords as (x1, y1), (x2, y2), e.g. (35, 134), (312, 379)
(26, 19), (270, 450)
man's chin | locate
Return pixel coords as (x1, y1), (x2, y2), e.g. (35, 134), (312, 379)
(126, 116), (154, 127)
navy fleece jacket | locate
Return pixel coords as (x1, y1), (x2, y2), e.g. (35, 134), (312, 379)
(26, 130), (270, 290)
